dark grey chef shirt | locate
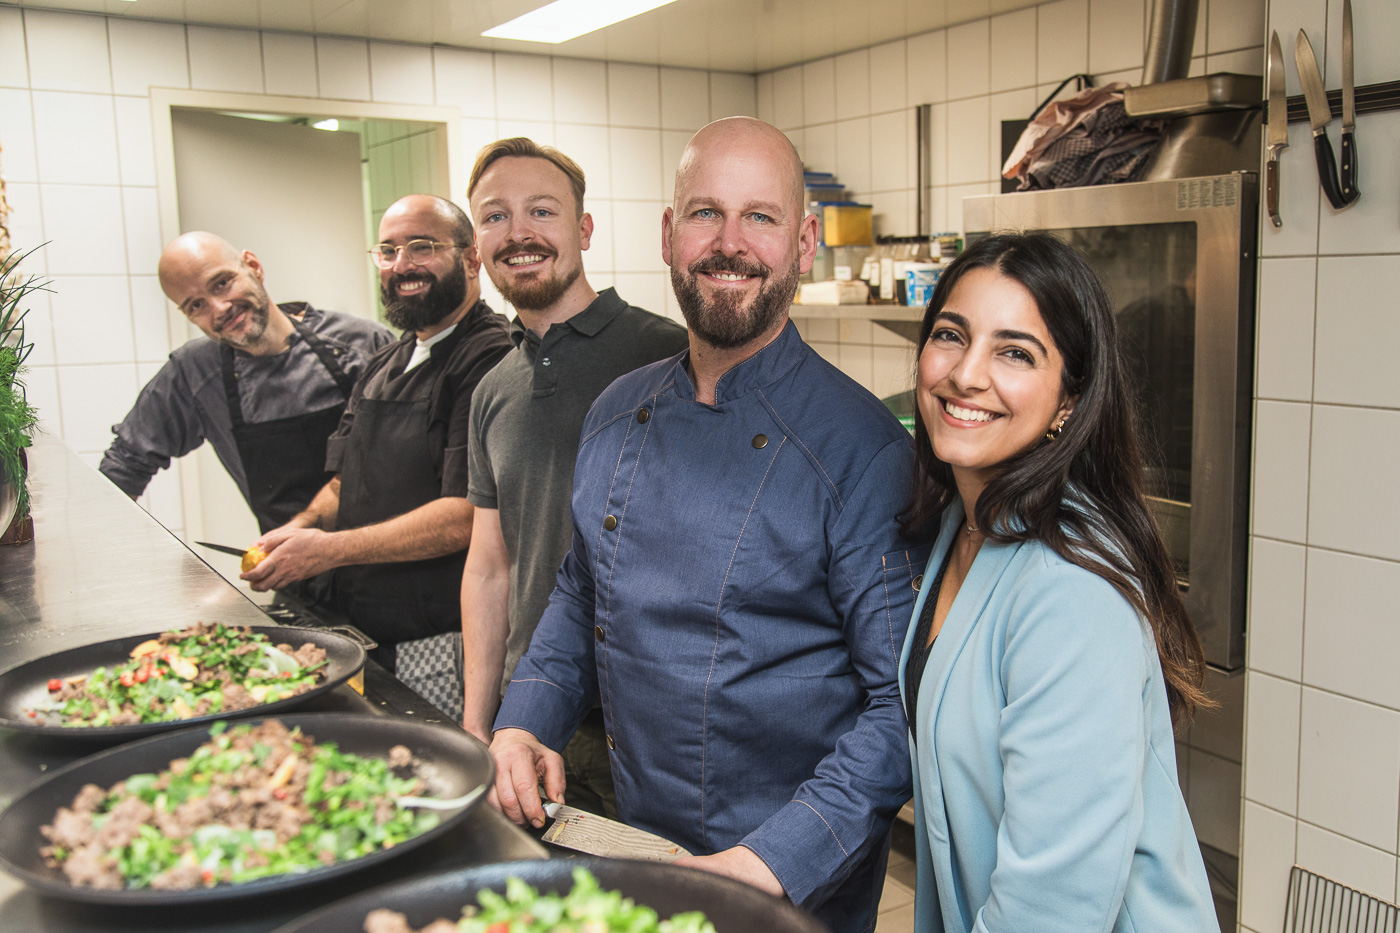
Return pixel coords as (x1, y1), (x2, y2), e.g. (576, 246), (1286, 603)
(465, 288), (688, 697)
(100, 303), (394, 502)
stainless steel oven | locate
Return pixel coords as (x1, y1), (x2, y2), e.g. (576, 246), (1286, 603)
(964, 172), (1257, 671)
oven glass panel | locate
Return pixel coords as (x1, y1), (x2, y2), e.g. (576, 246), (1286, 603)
(1048, 223), (1197, 575)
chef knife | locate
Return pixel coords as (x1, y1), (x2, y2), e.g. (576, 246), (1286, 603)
(1265, 31), (1288, 227)
(195, 540), (248, 558)
(1339, 0), (1358, 204)
(1294, 29), (1347, 209)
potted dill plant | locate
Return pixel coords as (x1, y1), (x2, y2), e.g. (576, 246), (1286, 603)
(0, 245), (44, 544)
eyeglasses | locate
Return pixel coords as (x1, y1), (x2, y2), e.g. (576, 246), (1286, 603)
(368, 239), (464, 268)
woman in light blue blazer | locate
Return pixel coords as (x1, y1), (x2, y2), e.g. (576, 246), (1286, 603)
(898, 233), (1217, 933)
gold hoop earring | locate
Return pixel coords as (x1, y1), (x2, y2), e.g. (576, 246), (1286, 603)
(1046, 416), (1068, 441)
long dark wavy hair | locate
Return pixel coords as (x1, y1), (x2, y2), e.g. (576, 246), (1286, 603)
(900, 232), (1209, 725)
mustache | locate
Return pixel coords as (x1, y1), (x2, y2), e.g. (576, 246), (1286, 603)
(214, 305), (248, 331)
(493, 244), (559, 264)
(689, 255), (768, 278)
(387, 271), (435, 291)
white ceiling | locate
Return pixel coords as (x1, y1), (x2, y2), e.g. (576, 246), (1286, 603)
(6, 0), (1043, 73)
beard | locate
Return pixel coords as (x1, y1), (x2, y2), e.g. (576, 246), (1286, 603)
(490, 246), (579, 312)
(670, 254), (799, 350)
(213, 281), (271, 349)
(381, 259), (468, 332)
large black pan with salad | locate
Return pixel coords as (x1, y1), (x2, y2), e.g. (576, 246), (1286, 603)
(0, 622), (365, 740)
(0, 712), (493, 905)
(275, 858), (829, 933)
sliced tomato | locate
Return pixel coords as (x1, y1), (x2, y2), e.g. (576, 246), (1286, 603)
(119, 671), (135, 688)
(47, 678), (62, 692)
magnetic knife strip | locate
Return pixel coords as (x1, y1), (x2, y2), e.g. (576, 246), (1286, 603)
(1271, 79), (1400, 125)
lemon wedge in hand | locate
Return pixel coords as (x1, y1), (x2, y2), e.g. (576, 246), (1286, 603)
(241, 546), (268, 573)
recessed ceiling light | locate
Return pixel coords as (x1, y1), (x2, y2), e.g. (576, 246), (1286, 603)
(312, 118), (339, 131)
(482, 0), (683, 44)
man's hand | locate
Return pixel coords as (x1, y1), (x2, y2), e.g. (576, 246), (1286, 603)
(673, 846), (786, 898)
(488, 727), (565, 829)
(242, 527), (341, 591)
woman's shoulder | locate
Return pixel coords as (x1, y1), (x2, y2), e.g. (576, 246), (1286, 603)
(998, 538), (1153, 664)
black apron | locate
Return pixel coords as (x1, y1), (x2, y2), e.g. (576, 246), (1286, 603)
(331, 354), (467, 650)
(220, 318), (354, 534)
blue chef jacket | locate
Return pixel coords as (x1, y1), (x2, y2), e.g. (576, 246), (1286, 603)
(495, 322), (927, 933)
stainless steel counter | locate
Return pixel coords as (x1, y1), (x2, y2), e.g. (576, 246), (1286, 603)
(0, 436), (547, 932)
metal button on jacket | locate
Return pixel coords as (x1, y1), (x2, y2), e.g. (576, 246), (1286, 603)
(541, 357), (551, 367)
(603, 514), (618, 531)
(752, 433), (768, 449)
(594, 625), (605, 643)
(606, 733), (616, 750)
(637, 408), (649, 423)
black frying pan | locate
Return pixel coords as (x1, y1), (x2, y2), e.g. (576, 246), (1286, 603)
(0, 712), (493, 905)
(0, 625), (365, 741)
(273, 857), (831, 933)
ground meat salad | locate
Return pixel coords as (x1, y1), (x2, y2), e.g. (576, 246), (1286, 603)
(40, 720), (438, 891)
(30, 622), (330, 728)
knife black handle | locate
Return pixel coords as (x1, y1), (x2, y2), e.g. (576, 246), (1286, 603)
(1314, 131), (1348, 209)
(1265, 157), (1282, 227)
(1340, 130), (1360, 205)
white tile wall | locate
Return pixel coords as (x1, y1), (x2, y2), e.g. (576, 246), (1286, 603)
(1295, 822), (1398, 904)
(0, 7), (29, 88)
(1254, 257), (1315, 402)
(989, 9), (1037, 93)
(262, 33), (317, 98)
(1303, 550), (1400, 710)
(5, 6), (755, 541)
(607, 62), (659, 128)
(1239, 802), (1296, 933)
(188, 26), (264, 94)
(317, 37), (371, 101)
(802, 58), (836, 125)
(1251, 400), (1310, 544)
(0, 88), (37, 182)
(1243, 672), (1299, 815)
(25, 9), (110, 93)
(370, 42), (434, 105)
(109, 19), (190, 96)
(659, 68), (707, 131)
(1036, 0), (1089, 86)
(1308, 407), (1400, 562)
(433, 48), (495, 119)
(708, 72), (756, 120)
(31, 91), (120, 186)
(946, 20), (991, 100)
(1298, 687), (1400, 853)
(1247, 537), (1305, 681)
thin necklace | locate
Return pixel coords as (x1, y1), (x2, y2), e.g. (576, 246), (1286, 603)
(964, 518), (979, 538)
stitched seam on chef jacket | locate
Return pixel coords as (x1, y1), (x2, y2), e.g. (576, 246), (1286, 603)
(756, 389), (842, 508)
(795, 798), (850, 857)
(881, 554), (898, 664)
(881, 549), (917, 663)
(700, 434), (787, 846)
(597, 392), (660, 629)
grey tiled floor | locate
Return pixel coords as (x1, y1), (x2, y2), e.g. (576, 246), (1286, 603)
(876, 815), (918, 933)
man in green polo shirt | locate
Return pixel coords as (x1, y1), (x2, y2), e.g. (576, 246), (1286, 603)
(461, 138), (687, 815)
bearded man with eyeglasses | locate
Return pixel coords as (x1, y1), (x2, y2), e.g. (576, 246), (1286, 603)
(243, 195), (513, 706)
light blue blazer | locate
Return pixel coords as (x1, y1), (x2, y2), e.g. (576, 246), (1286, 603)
(898, 503), (1216, 933)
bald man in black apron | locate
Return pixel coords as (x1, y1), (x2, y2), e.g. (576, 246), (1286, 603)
(243, 196), (512, 715)
(101, 232), (393, 538)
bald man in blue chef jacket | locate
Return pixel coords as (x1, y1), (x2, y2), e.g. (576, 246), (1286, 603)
(489, 117), (927, 933)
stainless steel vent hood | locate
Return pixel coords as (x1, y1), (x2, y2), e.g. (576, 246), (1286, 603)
(1127, 0), (1262, 180)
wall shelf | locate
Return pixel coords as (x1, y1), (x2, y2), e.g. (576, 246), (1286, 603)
(789, 303), (924, 342)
